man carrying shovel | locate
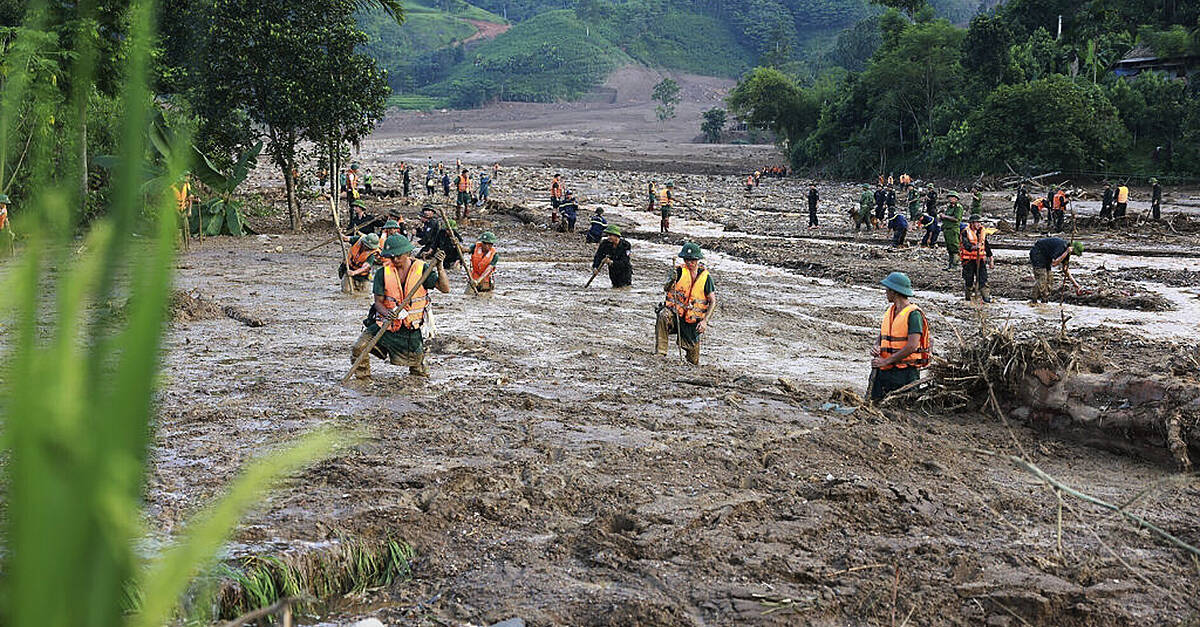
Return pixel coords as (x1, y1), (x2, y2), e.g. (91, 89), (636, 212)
(349, 236), (449, 379)
(656, 242), (716, 365)
(590, 225), (632, 288)
(870, 272), (931, 401)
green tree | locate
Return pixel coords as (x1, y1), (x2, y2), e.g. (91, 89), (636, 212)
(966, 75), (1129, 171)
(963, 11), (1016, 88)
(192, 0), (400, 232)
(652, 76), (681, 122)
(727, 66), (810, 151)
(701, 107), (727, 142)
(869, 0), (929, 20)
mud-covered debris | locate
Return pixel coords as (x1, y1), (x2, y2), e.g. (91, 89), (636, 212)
(887, 323), (1200, 468)
(170, 289), (264, 327)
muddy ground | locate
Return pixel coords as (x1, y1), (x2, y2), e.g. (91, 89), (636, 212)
(144, 144), (1200, 626)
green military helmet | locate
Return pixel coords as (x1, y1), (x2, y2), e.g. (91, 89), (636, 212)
(880, 271), (914, 297)
(603, 224), (621, 236)
(0, 193), (9, 203)
(350, 163), (360, 170)
(479, 231), (498, 244)
(361, 233), (381, 249)
(968, 213), (982, 222)
(665, 180), (675, 187)
(1149, 177), (1159, 184)
(947, 190), (960, 200)
(380, 235), (415, 257)
(382, 219), (401, 230)
(1071, 241), (1084, 256)
(446, 218), (458, 230)
(679, 242), (704, 260)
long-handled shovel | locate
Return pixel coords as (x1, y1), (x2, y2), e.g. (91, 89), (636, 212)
(433, 204), (480, 295)
(341, 260), (436, 385)
(583, 259), (608, 289)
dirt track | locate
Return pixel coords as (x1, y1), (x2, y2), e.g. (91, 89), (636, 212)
(147, 155), (1200, 625)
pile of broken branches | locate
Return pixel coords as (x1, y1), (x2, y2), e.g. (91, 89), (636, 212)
(883, 323), (1083, 415)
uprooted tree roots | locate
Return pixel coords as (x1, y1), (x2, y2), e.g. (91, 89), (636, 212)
(885, 323), (1200, 470)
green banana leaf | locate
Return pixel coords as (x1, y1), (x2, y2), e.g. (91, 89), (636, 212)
(224, 202), (244, 237)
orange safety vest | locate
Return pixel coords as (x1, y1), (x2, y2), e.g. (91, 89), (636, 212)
(470, 243), (496, 282)
(0, 206), (8, 230)
(657, 187), (672, 206)
(1031, 198), (1046, 210)
(348, 239), (375, 271)
(380, 260), (429, 331)
(1116, 186), (1129, 203)
(346, 170), (358, 189)
(878, 303), (931, 370)
(457, 174), (470, 192)
(551, 180), (562, 199)
(960, 226), (987, 262)
(666, 265), (711, 324)
(1053, 190), (1066, 210)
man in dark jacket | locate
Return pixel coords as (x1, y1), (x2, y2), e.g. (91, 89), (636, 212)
(592, 224), (632, 288)
(1100, 181), (1114, 219)
(807, 183), (819, 229)
(1013, 185), (1030, 231)
(1151, 178), (1162, 221)
(585, 207), (608, 243)
(874, 185), (887, 222)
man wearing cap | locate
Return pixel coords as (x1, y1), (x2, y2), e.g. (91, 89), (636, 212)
(1029, 237), (1083, 303)
(558, 190), (579, 233)
(378, 219), (405, 250)
(657, 242), (716, 365)
(937, 191), (964, 270)
(469, 231), (499, 292)
(585, 207), (608, 243)
(658, 181), (675, 234)
(1150, 178), (1162, 221)
(592, 225), (632, 288)
(346, 201), (380, 235)
(339, 233), (381, 292)
(1014, 185), (1031, 231)
(350, 237), (450, 379)
(924, 184), (938, 216)
(871, 272), (931, 400)
(422, 217), (463, 270)
(856, 185), (874, 231)
(960, 214), (994, 302)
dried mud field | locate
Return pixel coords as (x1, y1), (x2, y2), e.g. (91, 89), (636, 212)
(148, 156), (1200, 626)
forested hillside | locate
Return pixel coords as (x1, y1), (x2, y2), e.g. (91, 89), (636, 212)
(368, 0), (981, 108)
(728, 0), (1200, 177)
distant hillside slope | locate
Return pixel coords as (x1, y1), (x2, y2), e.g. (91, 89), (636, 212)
(366, 0), (984, 109)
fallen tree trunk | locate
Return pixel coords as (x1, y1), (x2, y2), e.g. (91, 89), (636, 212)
(885, 326), (1199, 469)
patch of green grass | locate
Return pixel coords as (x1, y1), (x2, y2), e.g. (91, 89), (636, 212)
(428, 10), (631, 107)
(387, 94), (450, 110)
(607, 11), (754, 77)
(216, 537), (416, 620)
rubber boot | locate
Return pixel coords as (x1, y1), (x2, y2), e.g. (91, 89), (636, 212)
(945, 252), (955, 271)
(350, 332), (374, 379)
(964, 285), (974, 302)
(683, 340), (701, 365)
(981, 287), (993, 304)
(654, 309), (672, 356)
